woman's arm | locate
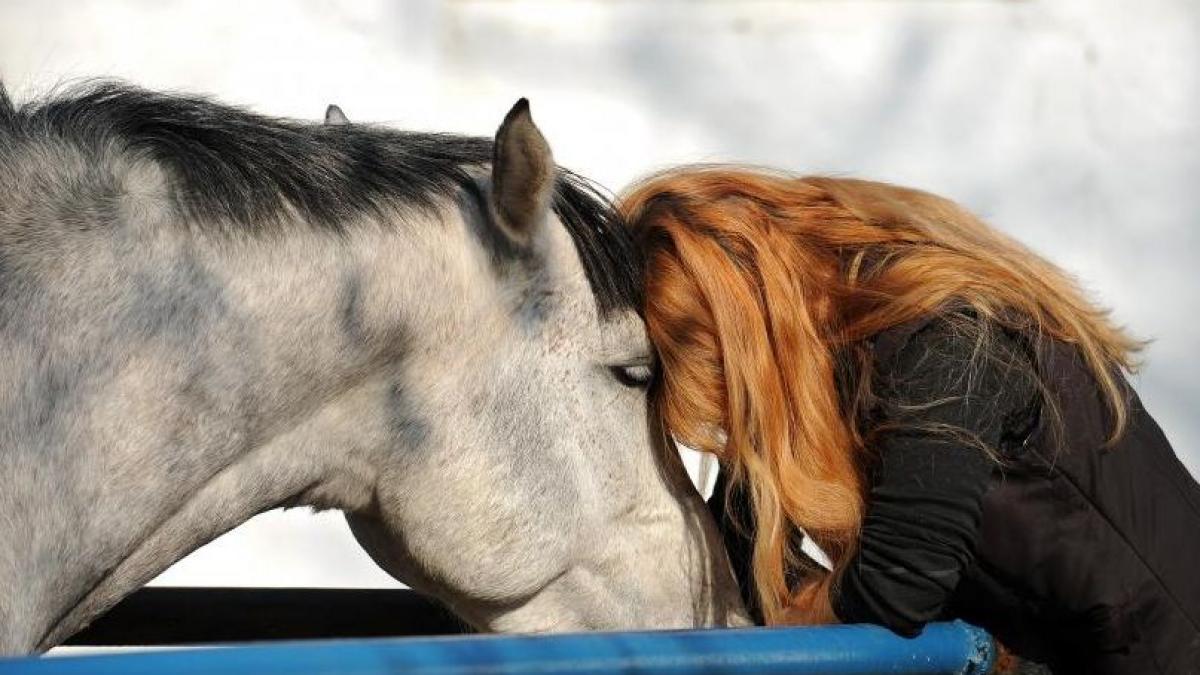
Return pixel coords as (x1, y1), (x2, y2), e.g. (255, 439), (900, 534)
(832, 318), (1039, 637)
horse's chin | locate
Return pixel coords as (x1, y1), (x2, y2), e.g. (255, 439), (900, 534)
(470, 563), (753, 634)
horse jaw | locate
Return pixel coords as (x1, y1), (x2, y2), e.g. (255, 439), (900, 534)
(345, 480), (752, 633)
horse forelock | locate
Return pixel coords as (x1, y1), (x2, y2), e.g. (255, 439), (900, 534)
(0, 80), (642, 316)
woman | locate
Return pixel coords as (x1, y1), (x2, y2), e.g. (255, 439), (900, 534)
(620, 167), (1200, 674)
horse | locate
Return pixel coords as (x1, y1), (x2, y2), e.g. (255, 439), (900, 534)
(0, 81), (749, 655)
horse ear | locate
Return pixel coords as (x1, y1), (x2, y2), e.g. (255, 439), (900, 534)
(325, 104), (349, 126)
(491, 98), (556, 246)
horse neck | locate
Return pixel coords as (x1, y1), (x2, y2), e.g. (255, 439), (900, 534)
(0, 213), (445, 654)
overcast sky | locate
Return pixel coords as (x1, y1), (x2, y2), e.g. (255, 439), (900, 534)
(3, 0), (1196, 593)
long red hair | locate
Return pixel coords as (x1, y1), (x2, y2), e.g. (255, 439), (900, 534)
(620, 167), (1141, 625)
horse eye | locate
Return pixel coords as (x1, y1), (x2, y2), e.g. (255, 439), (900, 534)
(610, 363), (654, 389)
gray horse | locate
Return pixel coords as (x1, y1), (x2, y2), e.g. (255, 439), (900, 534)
(0, 82), (748, 655)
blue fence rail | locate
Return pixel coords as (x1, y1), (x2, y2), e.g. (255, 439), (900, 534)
(3, 621), (994, 674)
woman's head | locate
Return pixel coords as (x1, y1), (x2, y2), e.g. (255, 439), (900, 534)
(620, 166), (1141, 624)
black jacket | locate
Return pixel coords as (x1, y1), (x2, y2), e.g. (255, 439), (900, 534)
(710, 316), (1200, 674)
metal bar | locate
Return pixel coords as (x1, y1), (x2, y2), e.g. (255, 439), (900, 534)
(9, 621), (995, 674)
(64, 588), (468, 645)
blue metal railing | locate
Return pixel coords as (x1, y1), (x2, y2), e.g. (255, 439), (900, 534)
(3, 621), (994, 674)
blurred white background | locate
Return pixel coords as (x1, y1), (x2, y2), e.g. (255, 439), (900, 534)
(2, 0), (1196, 592)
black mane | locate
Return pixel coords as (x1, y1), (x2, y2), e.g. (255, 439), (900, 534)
(0, 81), (641, 315)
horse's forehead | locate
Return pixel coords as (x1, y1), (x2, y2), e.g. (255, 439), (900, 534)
(542, 214), (588, 276)
(529, 216), (642, 340)
(594, 309), (649, 357)
(527, 216), (594, 306)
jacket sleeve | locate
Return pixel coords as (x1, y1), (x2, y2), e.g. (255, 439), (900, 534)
(831, 319), (1039, 637)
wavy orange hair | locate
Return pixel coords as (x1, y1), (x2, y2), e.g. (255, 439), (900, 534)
(620, 167), (1141, 625)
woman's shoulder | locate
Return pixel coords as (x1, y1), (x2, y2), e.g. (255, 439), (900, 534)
(871, 310), (1034, 382)
(867, 310), (1042, 450)
(871, 310), (1020, 367)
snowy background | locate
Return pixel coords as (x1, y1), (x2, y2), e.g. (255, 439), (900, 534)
(2, 0), (1196, 593)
